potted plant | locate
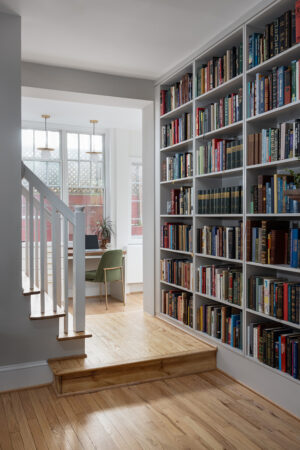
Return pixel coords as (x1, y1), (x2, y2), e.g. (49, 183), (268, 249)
(285, 169), (300, 202)
(95, 217), (115, 249)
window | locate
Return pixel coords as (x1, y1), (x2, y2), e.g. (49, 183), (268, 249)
(67, 132), (105, 235)
(129, 159), (143, 240)
(21, 126), (106, 239)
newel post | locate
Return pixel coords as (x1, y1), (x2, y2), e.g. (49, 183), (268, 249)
(73, 206), (85, 332)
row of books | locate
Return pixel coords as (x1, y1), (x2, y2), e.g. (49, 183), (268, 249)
(197, 305), (241, 349)
(247, 323), (300, 379)
(250, 174), (300, 214)
(196, 90), (243, 135)
(247, 61), (300, 118)
(161, 153), (193, 181)
(160, 73), (193, 115)
(161, 223), (193, 253)
(196, 44), (243, 96)
(247, 220), (300, 268)
(247, 120), (300, 165)
(161, 290), (193, 327)
(196, 139), (242, 175)
(166, 187), (193, 215)
(196, 224), (243, 260)
(196, 265), (242, 306)
(160, 259), (193, 290)
(197, 186), (243, 215)
(161, 113), (192, 148)
(248, 275), (300, 324)
(248, 5), (299, 69)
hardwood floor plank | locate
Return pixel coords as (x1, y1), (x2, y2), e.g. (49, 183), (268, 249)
(0, 396), (13, 450)
(10, 392), (36, 450)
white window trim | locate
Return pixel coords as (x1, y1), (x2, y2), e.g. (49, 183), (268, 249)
(128, 156), (143, 244)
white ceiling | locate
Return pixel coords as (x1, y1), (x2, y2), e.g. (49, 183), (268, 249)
(1, 0), (264, 80)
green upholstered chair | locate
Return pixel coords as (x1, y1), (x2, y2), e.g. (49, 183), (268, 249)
(85, 249), (125, 309)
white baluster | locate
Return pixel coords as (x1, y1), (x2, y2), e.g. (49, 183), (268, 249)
(29, 183), (34, 290)
(40, 195), (45, 313)
(52, 208), (58, 312)
(63, 218), (69, 333)
(35, 204), (39, 288)
(73, 206), (85, 332)
(25, 197), (29, 277)
(55, 213), (61, 307)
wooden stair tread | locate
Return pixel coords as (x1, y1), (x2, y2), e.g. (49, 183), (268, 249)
(56, 313), (92, 341)
(49, 348), (217, 377)
(30, 293), (65, 320)
(22, 273), (40, 296)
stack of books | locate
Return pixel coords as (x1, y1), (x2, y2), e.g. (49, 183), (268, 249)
(161, 112), (192, 148)
(196, 139), (242, 174)
(196, 89), (243, 135)
(197, 305), (241, 349)
(161, 223), (193, 252)
(247, 323), (300, 379)
(248, 275), (300, 324)
(247, 120), (300, 165)
(161, 290), (193, 327)
(167, 187), (193, 215)
(196, 264), (242, 305)
(247, 61), (300, 118)
(160, 258), (193, 290)
(197, 186), (243, 214)
(197, 224), (243, 260)
(196, 44), (243, 96)
(248, 5), (299, 69)
(250, 174), (300, 214)
(161, 152), (193, 181)
(160, 73), (193, 115)
(247, 220), (300, 267)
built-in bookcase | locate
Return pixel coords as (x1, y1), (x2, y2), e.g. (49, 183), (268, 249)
(156, 0), (300, 386)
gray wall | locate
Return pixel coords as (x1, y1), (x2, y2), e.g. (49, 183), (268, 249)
(22, 62), (154, 101)
(0, 13), (84, 368)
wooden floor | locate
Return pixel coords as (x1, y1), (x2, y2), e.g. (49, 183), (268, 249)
(55, 293), (210, 372)
(70, 292), (143, 316)
(1, 370), (299, 449)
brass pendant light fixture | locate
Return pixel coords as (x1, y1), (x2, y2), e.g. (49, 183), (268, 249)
(86, 119), (101, 161)
(37, 114), (54, 158)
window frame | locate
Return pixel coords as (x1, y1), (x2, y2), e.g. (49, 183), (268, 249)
(128, 156), (143, 244)
(22, 120), (109, 226)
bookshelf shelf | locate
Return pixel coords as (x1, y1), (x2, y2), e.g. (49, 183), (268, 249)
(160, 247), (193, 256)
(160, 280), (193, 293)
(160, 138), (193, 153)
(246, 158), (300, 171)
(196, 120), (243, 140)
(156, 1), (300, 397)
(246, 308), (300, 330)
(195, 167), (243, 179)
(195, 253), (243, 264)
(195, 74), (243, 103)
(246, 42), (300, 75)
(245, 355), (300, 386)
(247, 100), (300, 124)
(160, 176), (193, 185)
(246, 261), (300, 274)
(195, 291), (243, 310)
(160, 99), (193, 120)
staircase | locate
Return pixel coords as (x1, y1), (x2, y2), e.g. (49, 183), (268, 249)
(21, 162), (91, 342)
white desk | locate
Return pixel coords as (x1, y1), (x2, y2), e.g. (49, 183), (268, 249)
(68, 249), (127, 300)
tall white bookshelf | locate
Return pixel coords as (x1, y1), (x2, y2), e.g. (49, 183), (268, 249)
(155, 0), (300, 416)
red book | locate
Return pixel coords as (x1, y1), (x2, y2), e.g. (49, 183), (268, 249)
(284, 67), (291, 104)
(296, 1), (300, 43)
(283, 282), (289, 321)
(281, 335), (287, 372)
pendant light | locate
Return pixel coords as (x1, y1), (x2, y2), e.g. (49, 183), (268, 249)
(86, 119), (101, 161)
(37, 114), (54, 159)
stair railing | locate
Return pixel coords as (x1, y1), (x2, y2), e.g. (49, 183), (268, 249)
(21, 162), (86, 333)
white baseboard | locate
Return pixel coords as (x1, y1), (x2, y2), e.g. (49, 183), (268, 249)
(127, 283), (143, 294)
(0, 360), (53, 392)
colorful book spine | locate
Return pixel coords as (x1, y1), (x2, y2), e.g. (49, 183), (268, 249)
(160, 72), (193, 115)
(198, 186), (242, 214)
(160, 259), (193, 290)
(161, 223), (193, 252)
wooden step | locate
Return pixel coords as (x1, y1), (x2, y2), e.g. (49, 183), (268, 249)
(22, 273), (40, 296)
(56, 313), (92, 341)
(30, 293), (66, 320)
(49, 348), (217, 395)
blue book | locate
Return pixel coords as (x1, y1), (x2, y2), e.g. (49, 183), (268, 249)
(278, 66), (285, 107)
(279, 177), (283, 213)
(271, 177), (274, 213)
(252, 227), (258, 262)
(291, 228), (299, 268)
(266, 183), (271, 213)
(231, 314), (240, 347)
(259, 77), (265, 114)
